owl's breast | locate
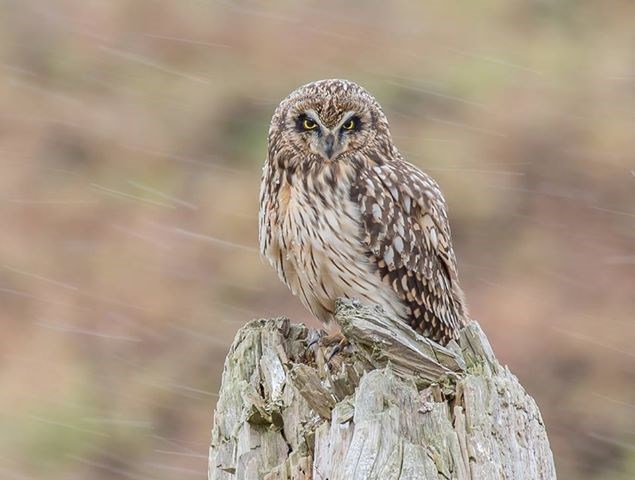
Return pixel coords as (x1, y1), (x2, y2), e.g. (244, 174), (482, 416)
(280, 176), (361, 264)
(264, 170), (399, 323)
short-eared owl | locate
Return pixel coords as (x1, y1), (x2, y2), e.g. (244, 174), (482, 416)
(259, 79), (467, 345)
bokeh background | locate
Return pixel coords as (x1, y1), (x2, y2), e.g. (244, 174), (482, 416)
(1, 1), (634, 479)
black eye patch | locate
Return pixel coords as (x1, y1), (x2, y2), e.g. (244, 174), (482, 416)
(295, 114), (319, 132)
(341, 115), (362, 132)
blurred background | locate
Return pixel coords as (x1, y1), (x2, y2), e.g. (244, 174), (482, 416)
(0, 1), (633, 479)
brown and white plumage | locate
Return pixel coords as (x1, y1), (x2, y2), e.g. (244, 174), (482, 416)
(259, 79), (467, 345)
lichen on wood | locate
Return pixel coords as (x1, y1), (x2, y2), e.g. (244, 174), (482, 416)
(209, 299), (556, 479)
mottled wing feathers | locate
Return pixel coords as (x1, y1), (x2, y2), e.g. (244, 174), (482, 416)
(356, 160), (467, 343)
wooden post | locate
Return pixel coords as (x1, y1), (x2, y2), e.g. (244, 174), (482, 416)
(209, 299), (557, 479)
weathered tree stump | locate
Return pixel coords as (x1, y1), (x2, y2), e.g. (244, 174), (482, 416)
(208, 299), (556, 479)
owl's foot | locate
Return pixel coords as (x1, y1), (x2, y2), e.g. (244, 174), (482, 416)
(306, 331), (351, 363)
(325, 335), (350, 361)
(319, 331), (345, 347)
(306, 330), (341, 348)
(320, 332), (351, 361)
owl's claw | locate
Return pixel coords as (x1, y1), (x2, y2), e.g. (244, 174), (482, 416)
(325, 336), (350, 362)
(305, 331), (351, 363)
(306, 329), (323, 350)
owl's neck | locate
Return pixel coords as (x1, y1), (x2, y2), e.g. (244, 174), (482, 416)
(265, 152), (365, 209)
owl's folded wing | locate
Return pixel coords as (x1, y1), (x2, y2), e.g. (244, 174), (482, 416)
(355, 160), (467, 343)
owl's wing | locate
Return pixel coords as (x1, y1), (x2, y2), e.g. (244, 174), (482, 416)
(356, 160), (467, 343)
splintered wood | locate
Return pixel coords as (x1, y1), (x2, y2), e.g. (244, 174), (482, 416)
(209, 300), (556, 480)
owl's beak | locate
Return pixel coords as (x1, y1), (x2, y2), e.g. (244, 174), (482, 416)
(323, 134), (335, 159)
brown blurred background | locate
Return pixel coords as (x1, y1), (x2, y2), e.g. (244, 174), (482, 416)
(0, 1), (634, 479)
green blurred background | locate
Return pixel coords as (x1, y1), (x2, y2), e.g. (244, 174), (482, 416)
(1, 1), (633, 478)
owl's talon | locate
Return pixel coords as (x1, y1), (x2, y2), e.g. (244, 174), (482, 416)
(325, 336), (351, 362)
(306, 329), (322, 349)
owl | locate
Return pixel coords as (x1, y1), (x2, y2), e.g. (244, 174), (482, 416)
(259, 79), (468, 345)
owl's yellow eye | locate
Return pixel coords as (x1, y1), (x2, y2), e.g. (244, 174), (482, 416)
(303, 118), (318, 130)
(342, 118), (357, 131)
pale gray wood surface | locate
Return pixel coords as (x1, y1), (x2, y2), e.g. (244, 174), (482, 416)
(209, 299), (556, 479)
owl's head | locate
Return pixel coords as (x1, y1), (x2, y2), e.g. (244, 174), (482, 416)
(269, 79), (391, 165)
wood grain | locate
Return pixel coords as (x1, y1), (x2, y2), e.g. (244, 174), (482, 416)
(209, 300), (556, 480)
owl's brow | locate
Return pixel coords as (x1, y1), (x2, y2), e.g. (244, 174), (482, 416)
(335, 111), (360, 129)
(301, 109), (326, 130)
